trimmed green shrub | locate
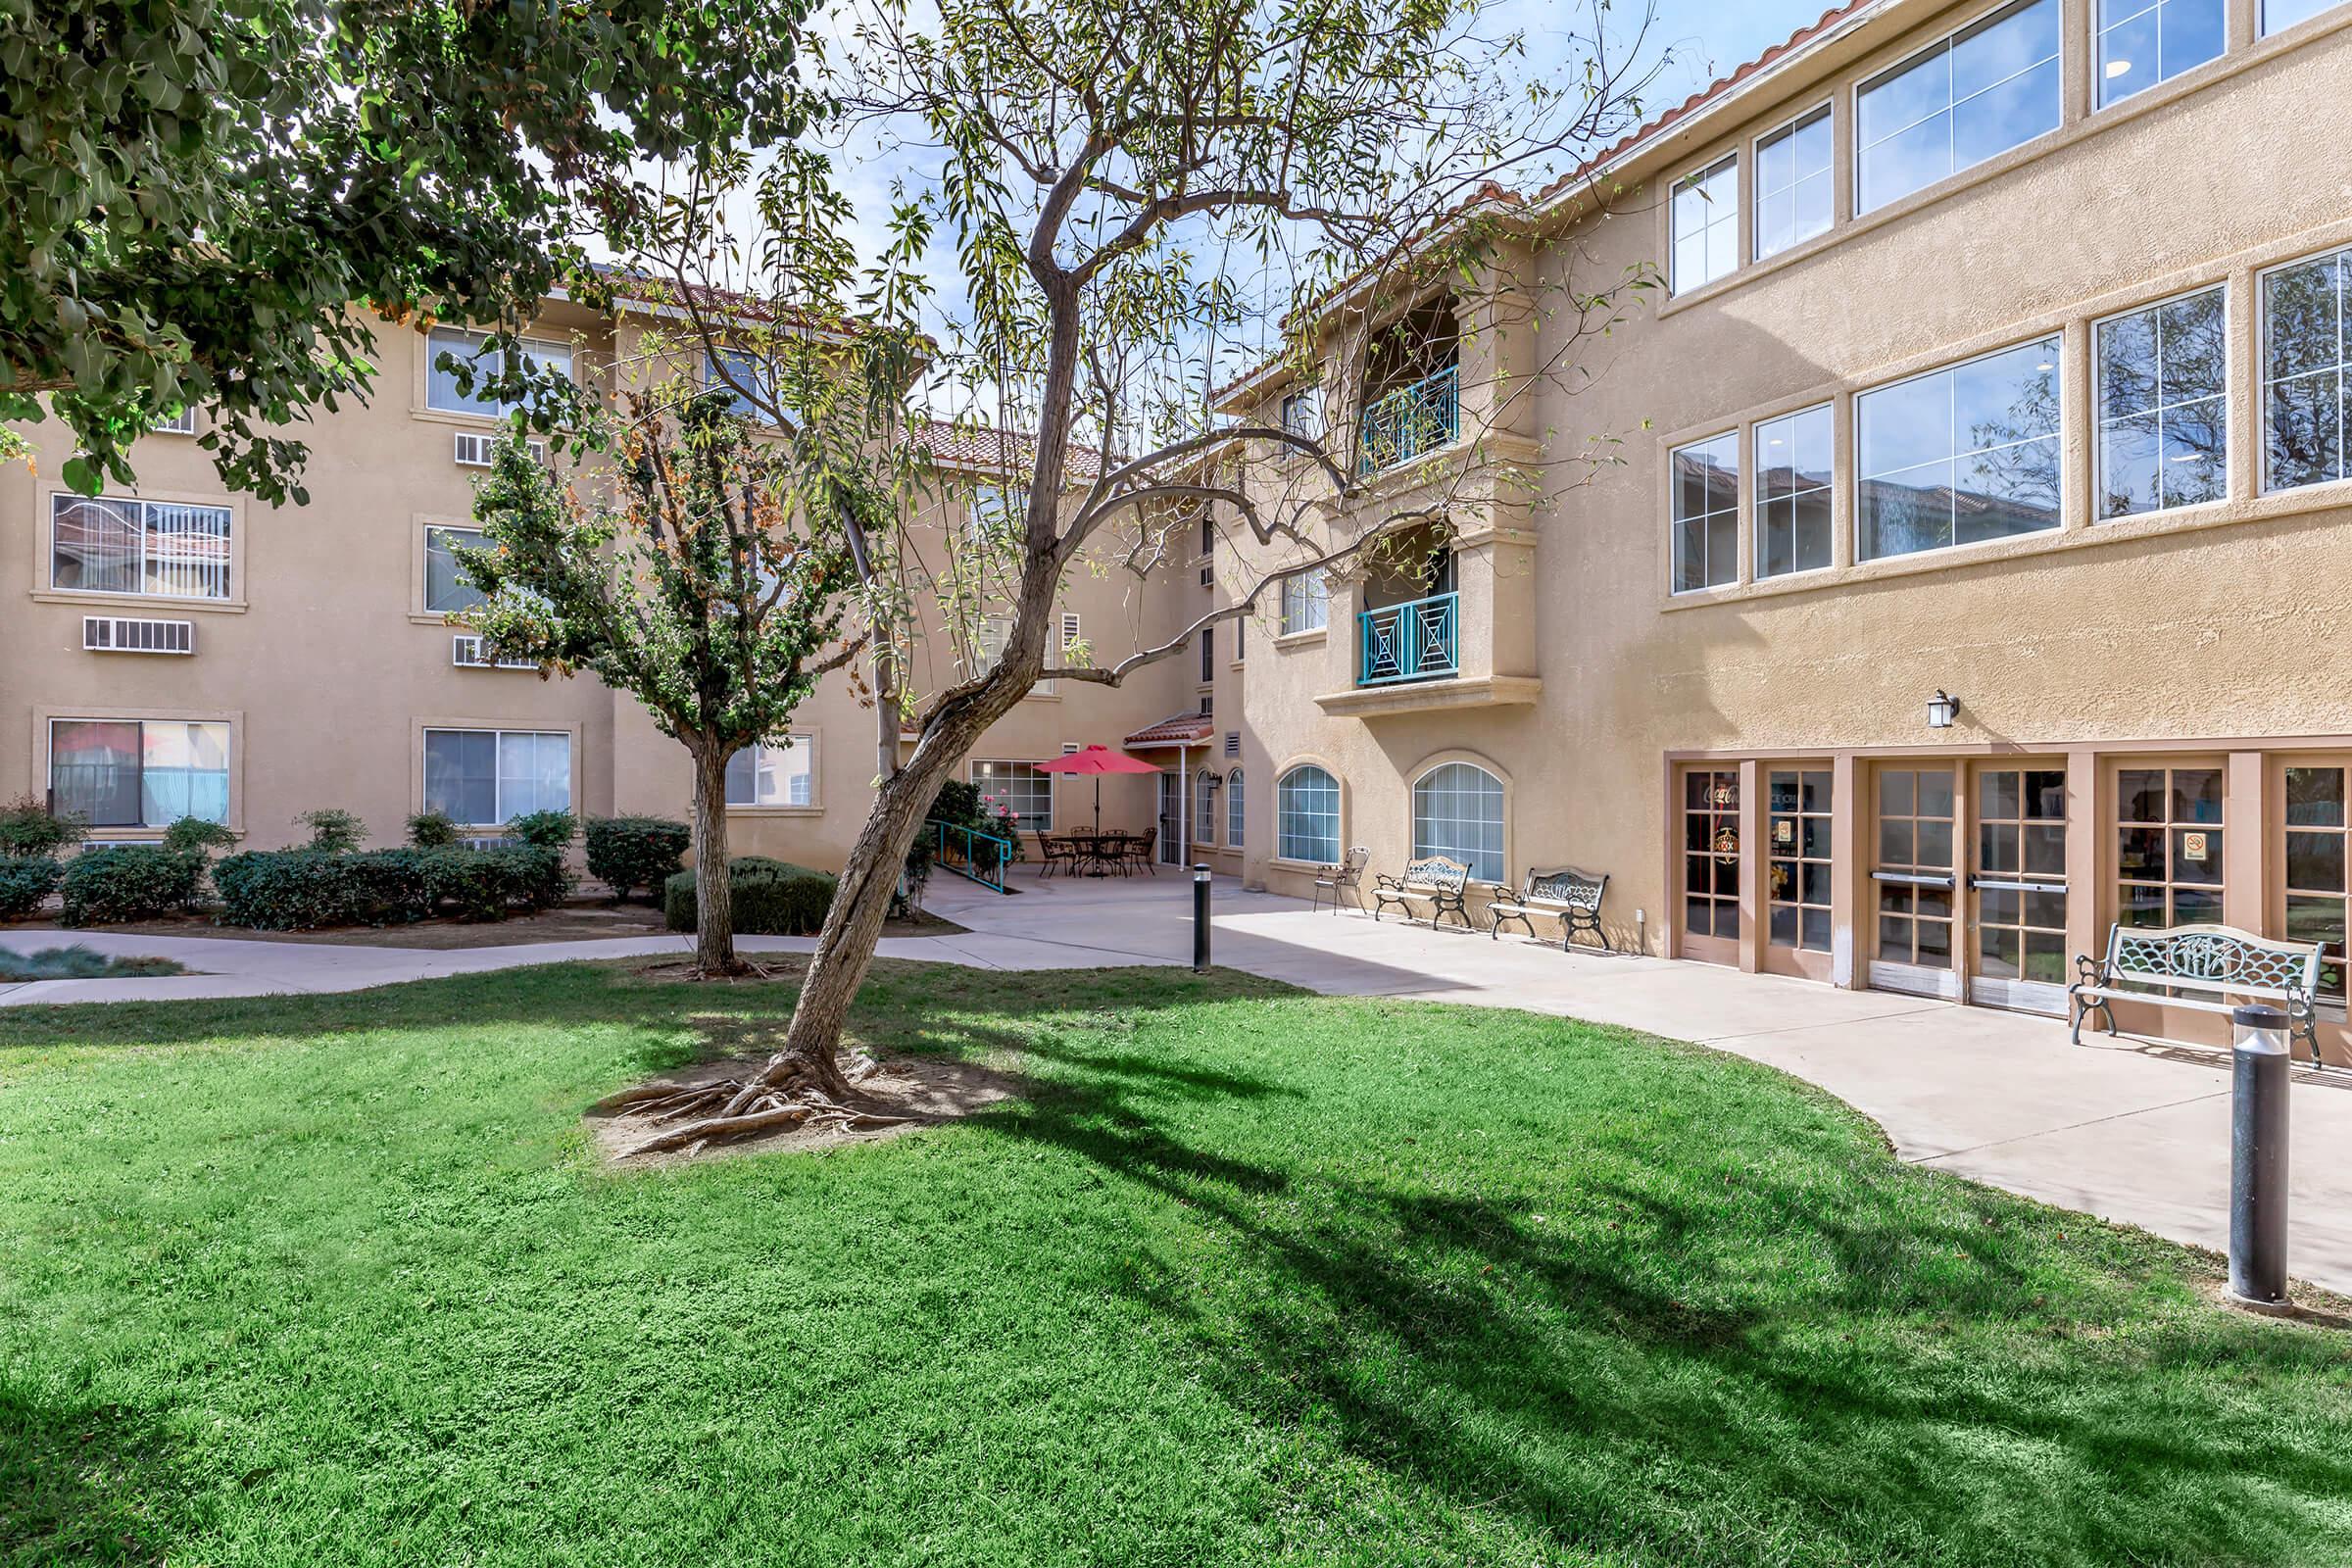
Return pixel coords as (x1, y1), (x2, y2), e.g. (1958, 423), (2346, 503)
(59, 847), (205, 926)
(585, 815), (690, 901)
(664, 857), (837, 936)
(162, 816), (238, 854)
(213, 846), (572, 930)
(0, 796), (85, 859)
(506, 809), (576, 849)
(296, 808), (366, 853)
(405, 811), (460, 849)
(0, 857), (63, 920)
(425, 845), (572, 921)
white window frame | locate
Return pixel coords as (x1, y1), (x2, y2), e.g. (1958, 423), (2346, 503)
(423, 524), (492, 614)
(1196, 768), (1220, 844)
(154, 405), (198, 436)
(1853, 333), (2064, 564)
(46, 716), (232, 830)
(1855, 0), (2062, 216)
(1279, 570), (1329, 635)
(2092, 282), (2230, 520)
(2262, 0), (2345, 35)
(2258, 244), (2352, 497)
(1751, 103), (1835, 263)
(1227, 768), (1245, 848)
(1753, 403), (1836, 581)
(420, 727), (572, 828)
(1669, 153), (1740, 296)
(971, 760), (1053, 834)
(705, 345), (779, 423)
(425, 326), (575, 417)
(2095, 0), (2227, 107)
(1669, 431), (1741, 594)
(1275, 764), (1342, 864)
(48, 493), (234, 602)
(1280, 385), (1324, 438)
(1410, 761), (1507, 884)
(725, 736), (816, 808)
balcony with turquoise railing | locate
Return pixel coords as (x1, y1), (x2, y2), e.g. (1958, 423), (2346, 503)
(1356, 591), (1459, 687)
(1355, 363), (1458, 477)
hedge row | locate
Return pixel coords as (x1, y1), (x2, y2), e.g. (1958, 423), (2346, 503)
(212, 846), (574, 930)
(0, 857), (64, 920)
(586, 815), (691, 902)
(664, 857), (836, 936)
(60, 847), (207, 926)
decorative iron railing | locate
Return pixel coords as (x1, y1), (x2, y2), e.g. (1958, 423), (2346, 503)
(1356, 364), (1459, 476)
(928, 818), (1016, 893)
(1356, 591), (1459, 686)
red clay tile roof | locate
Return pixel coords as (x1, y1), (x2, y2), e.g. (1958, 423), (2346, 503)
(1122, 711), (1216, 748)
(912, 419), (1104, 482)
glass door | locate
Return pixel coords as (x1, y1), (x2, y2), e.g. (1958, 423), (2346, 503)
(1158, 770), (1183, 864)
(1969, 766), (2069, 1015)
(1765, 766), (1833, 981)
(1870, 765), (1958, 999)
(1680, 766), (1741, 965)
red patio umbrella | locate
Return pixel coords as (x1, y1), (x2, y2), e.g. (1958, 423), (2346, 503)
(1033, 744), (1160, 831)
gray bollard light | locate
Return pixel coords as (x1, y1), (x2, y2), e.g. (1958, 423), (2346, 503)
(1193, 863), (1211, 973)
(2228, 1004), (2292, 1311)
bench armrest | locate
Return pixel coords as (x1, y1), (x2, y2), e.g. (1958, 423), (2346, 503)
(2072, 953), (2108, 989)
(1374, 874), (1405, 891)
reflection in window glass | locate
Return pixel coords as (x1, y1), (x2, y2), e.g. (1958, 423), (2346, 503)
(2263, 0), (2343, 34)
(972, 760), (1052, 833)
(50, 494), (233, 600)
(1755, 404), (1834, 577)
(1412, 763), (1504, 882)
(2285, 765), (2349, 1000)
(1280, 570), (1328, 634)
(2097, 286), (2227, 518)
(2097, 0), (2225, 106)
(1670, 432), (1740, 592)
(705, 347), (775, 421)
(2116, 765), (2224, 929)
(1277, 765), (1341, 862)
(1197, 770), (1221, 844)
(2264, 248), (2352, 493)
(1877, 768), (1957, 969)
(1857, 0), (2060, 213)
(725, 738), (815, 808)
(423, 729), (570, 826)
(1977, 768), (2069, 985)
(1670, 156), (1739, 294)
(49, 719), (230, 828)
(1683, 769), (1741, 943)
(1768, 768), (1833, 953)
(1858, 337), (2060, 560)
(425, 526), (490, 612)
(426, 327), (573, 416)
(1755, 107), (1834, 261)
(1227, 769), (1245, 848)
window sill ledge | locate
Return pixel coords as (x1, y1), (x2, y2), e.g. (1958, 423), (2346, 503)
(726, 806), (823, 818)
(32, 590), (247, 615)
(1273, 628), (1328, 650)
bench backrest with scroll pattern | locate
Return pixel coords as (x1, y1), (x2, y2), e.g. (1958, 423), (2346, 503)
(1522, 867), (1606, 913)
(2104, 923), (2323, 999)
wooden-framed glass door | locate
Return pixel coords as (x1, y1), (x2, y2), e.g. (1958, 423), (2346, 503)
(2279, 757), (2351, 1010)
(1968, 764), (2070, 1015)
(1764, 764), (1833, 981)
(1870, 764), (1959, 999)
(1679, 765), (1741, 965)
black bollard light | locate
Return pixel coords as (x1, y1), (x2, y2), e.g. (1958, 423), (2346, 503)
(1193, 863), (1211, 973)
(2228, 1004), (2292, 1311)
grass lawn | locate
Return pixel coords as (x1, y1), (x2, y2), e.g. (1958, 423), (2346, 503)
(3, 961), (2350, 1566)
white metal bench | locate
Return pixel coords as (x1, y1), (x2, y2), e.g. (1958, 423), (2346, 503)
(2071, 922), (2325, 1064)
(1484, 866), (1610, 952)
(1372, 857), (1473, 929)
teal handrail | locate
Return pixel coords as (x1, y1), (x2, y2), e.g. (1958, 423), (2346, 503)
(1356, 591), (1459, 686)
(928, 819), (1016, 893)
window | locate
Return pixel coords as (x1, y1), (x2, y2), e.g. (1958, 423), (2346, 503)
(1877, 768), (1957, 969)
(1227, 769), (1245, 848)
(2116, 764), (2223, 928)
(725, 738), (814, 808)
(972, 760), (1051, 833)
(425, 526), (490, 613)
(705, 347), (776, 422)
(2264, 0), (2343, 32)
(1767, 768), (1833, 952)
(49, 719), (229, 828)
(2284, 764), (2349, 1002)
(155, 405), (197, 436)
(1857, 0), (2060, 213)
(1670, 432), (1740, 592)
(1754, 404), (1833, 577)
(1199, 693), (1213, 716)
(967, 484), (1020, 540)
(1682, 768), (1741, 942)
(1857, 335), (2060, 560)
(426, 327), (573, 416)
(1280, 385), (1324, 438)
(1670, 155), (1739, 294)
(1197, 770), (1220, 844)
(2097, 0), (2224, 105)
(1200, 514), (1214, 561)
(1977, 768), (2069, 986)
(422, 729), (571, 827)
(1199, 626), (1215, 682)
(1754, 106), (1833, 261)
(1276, 765), (1340, 862)
(1411, 762), (1504, 882)
(50, 494), (232, 600)
(2263, 247), (2352, 493)
(2097, 286), (2227, 517)
(1280, 570), (1328, 635)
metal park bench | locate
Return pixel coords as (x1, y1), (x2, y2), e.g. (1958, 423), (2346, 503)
(1371, 856), (1474, 929)
(2070, 922), (2326, 1064)
(1485, 866), (1611, 952)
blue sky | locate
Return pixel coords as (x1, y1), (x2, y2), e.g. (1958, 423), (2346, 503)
(1623, 0), (1839, 103)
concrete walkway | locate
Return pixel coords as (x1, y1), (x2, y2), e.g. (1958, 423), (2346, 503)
(6, 869), (2348, 1298)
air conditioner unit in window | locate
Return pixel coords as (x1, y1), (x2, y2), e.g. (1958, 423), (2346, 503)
(83, 615), (194, 655)
(451, 634), (537, 670)
(454, 431), (547, 467)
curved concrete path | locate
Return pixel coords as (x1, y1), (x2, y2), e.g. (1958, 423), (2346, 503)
(7, 869), (2350, 1300)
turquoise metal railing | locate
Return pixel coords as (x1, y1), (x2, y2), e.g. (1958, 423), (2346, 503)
(1356, 591), (1459, 686)
(1356, 363), (1459, 475)
(928, 818), (1016, 893)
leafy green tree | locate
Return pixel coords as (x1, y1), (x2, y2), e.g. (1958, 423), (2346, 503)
(0, 0), (822, 501)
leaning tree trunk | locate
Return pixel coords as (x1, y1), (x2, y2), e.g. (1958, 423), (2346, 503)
(691, 743), (740, 976)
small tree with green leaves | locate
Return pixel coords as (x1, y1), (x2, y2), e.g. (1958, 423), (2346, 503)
(459, 402), (870, 975)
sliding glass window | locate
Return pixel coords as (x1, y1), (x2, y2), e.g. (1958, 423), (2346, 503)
(2096, 285), (2227, 517)
(1857, 0), (2060, 213)
(1857, 336), (2061, 560)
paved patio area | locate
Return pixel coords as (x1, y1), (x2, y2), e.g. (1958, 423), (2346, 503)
(7, 864), (2349, 1298)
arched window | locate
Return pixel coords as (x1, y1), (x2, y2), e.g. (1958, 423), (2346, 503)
(1412, 762), (1505, 881)
(1196, 769), (1220, 844)
(1227, 769), (1245, 848)
(1276, 765), (1341, 863)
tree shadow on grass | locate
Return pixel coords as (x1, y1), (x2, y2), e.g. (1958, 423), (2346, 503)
(0, 1382), (191, 1565)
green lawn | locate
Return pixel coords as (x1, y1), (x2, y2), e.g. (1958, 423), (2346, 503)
(3, 961), (2349, 1566)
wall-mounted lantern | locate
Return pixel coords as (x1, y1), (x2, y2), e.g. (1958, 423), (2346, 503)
(1926, 689), (1961, 730)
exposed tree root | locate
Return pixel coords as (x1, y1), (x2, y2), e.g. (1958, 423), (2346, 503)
(600, 1050), (905, 1158)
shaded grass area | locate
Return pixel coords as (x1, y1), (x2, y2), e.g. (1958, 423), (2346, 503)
(0, 946), (185, 982)
(2, 959), (2349, 1566)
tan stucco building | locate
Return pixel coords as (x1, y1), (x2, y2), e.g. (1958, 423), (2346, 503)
(11, 0), (2352, 1057)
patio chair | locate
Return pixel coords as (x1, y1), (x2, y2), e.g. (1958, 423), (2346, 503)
(1039, 835), (1081, 879)
(1312, 846), (1371, 913)
(1119, 827), (1157, 875)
